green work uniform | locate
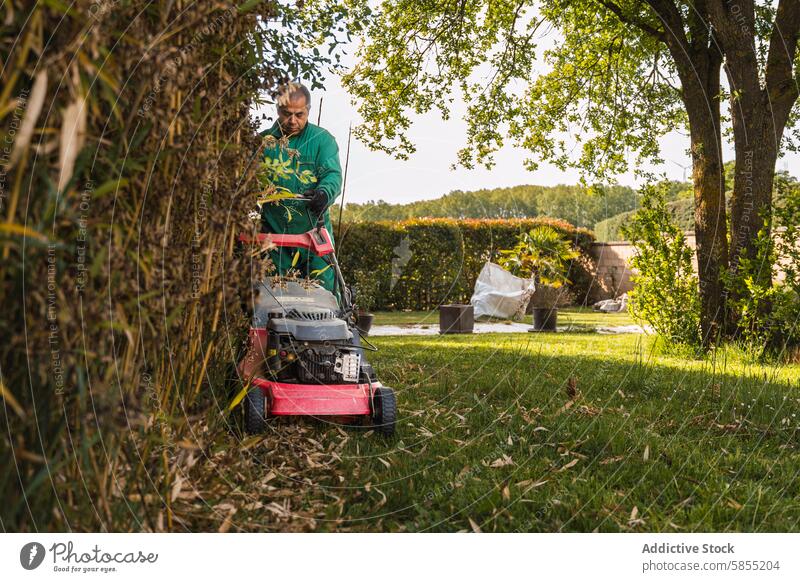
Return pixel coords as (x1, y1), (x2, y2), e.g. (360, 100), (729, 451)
(260, 121), (342, 291)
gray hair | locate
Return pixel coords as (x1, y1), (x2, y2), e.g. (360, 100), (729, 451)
(276, 82), (311, 108)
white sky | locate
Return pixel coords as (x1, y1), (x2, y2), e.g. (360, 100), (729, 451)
(254, 39), (797, 206)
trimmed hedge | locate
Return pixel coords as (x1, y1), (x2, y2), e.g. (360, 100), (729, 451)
(337, 218), (596, 311)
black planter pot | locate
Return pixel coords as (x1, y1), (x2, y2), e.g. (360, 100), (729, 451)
(530, 307), (558, 332)
(438, 304), (474, 334)
(356, 312), (375, 335)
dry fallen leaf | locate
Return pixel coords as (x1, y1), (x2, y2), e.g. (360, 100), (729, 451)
(557, 400), (574, 415)
(599, 455), (624, 465)
(490, 454), (514, 468)
(628, 506), (646, 527)
(57, 96), (87, 193)
(559, 458), (580, 472)
(170, 474), (184, 503)
(727, 498), (743, 510)
(566, 376), (578, 399)
(218, 510), (236, 533)
(10, 70), (47, 167)
(643, 445), (650, 462)
(468, 517), (482, 533)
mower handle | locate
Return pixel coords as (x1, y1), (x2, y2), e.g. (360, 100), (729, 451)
(237, 227), (334, 257)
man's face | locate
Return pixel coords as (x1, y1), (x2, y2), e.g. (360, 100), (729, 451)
(277, 95), (309, 137)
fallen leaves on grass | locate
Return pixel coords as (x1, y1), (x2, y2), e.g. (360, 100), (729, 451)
(166, 420), (353, 532)
(488, 454), (514, 468)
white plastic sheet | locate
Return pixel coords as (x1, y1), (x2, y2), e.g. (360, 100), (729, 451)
(470, 262), (535, 320)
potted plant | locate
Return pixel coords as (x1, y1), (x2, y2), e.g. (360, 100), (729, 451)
(352, 270), (379, 335)
(498, 225), (580, 332)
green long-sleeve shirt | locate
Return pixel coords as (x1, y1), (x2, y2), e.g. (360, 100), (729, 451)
(260, 121), (343, 238)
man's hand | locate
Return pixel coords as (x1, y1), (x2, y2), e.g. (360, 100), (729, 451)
(304, 189), (328, 216)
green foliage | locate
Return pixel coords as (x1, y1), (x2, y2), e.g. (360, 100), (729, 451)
(351, 269), (379, 312)
(343, 184), (639, 229)
(724, 218), (780, 357)
(622, 185), (701, 348)
(338, 217), (594, 311)
(725, 183), (800, 358)
(343, 0), (683, 180)
(498, 226), (580, 287)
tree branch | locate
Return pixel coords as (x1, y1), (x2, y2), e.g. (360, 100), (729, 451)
(596, 0), (667, 42)
(765, 0), (800, 107)
(643, 0), (695, 75)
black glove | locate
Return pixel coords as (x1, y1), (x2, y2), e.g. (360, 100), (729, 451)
(304, 189), (329, 216)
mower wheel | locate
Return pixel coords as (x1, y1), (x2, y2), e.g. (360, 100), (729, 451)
(243, 387), (268, 434)
(371, 386), (397, 437)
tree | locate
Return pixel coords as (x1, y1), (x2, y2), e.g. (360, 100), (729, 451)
(705, 2), (800, 309)
(343, 0), (800, 346)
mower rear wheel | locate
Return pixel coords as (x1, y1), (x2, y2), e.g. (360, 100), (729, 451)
(243, 387), (269, 434)
(371, 387), (397, 437)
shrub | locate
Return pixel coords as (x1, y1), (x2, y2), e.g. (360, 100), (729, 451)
(337, 217), (595, 310)
(351, 269), (380, 312)
(622, 184), (702, 347)
(725, 185), (800, 358)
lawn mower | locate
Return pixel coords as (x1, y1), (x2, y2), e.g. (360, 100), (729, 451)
(236, 202), (397, 436)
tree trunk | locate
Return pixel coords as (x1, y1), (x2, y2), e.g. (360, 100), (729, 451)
(728, 98), (779, 296)
(709, 0), (800, 335)
(680, 58), (729, 346)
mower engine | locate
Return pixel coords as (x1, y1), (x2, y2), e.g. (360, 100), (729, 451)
(253, 281), (369, 385)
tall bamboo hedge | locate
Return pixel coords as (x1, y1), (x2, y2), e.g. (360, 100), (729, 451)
(0, 0), (342, 531)
(337, 217), (597, 311)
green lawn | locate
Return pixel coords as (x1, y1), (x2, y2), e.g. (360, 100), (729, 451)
(373, 307), (634, 331)
(194, 332), (800, 533)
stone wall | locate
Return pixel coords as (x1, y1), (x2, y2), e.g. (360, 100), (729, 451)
(589, 228), (793, 301)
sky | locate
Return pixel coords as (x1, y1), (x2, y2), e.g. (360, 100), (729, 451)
(254, 38), (796, 206)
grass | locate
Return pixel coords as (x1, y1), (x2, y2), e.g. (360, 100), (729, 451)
(373, 307), (634, 330)
(193, 332), (800, 533)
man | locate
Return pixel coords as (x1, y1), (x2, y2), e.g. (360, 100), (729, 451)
(260, 82), (342, 291)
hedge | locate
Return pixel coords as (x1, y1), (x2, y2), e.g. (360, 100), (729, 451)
(337, 217), (596, 311)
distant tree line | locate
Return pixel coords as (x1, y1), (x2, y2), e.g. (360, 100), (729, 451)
(341, 181), (692, 230)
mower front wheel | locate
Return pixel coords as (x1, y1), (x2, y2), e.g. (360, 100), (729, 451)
(243, 387), (269, 434)
(371, 387), (397, 437)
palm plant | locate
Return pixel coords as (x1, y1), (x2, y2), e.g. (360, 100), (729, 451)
(499, 226), (579, 330)
(498, 226), (579, 287)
